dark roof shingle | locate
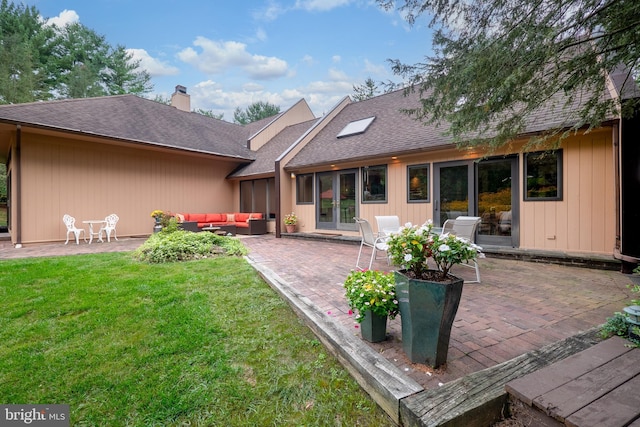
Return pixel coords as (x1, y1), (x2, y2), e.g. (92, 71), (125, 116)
(0, 95), (255, 160)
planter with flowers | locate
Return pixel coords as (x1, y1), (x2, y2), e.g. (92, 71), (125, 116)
(150, 210), (164, 233)
(387, 220), (482, 366)
(343, 270), (399, 342)
(284, 212), (298, 233)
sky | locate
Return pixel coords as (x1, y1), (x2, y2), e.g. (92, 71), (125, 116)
(31, 0), (434, 121)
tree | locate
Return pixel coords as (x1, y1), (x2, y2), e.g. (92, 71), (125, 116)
(352, 77), (382, 101)
(194, 108), (224, 120)
(48, 22), (152, 98)
(0, 0), (152, 104)
(233, 101), (280, 125)
(378, 0), (640, 151)
(0, 0), (54, 103)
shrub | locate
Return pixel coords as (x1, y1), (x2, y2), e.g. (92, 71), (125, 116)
(133, 230), (247, 263)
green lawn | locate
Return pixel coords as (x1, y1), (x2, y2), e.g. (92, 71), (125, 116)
(0, 252), (394, 426)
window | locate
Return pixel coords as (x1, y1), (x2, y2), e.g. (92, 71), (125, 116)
(296, 174), (313, 204)
(362, 165), (387, 203)
(240, 178), (276, 218)
(407, 164), (430, 202)
(337, 116), (375, 138)
(524, 150), (562, 200)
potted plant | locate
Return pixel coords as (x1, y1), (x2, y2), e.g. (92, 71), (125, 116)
(387, 220), (482, 366)
(284, 212), (298, 233)
(150, 210), (164, 233)
(343, 269), (399, 342)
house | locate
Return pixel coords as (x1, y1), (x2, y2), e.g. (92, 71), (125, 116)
(0, 86), (315, 245)
(1, 79), (638, 271)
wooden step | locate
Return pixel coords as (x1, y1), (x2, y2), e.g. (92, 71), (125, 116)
(505, 336), (640, 427)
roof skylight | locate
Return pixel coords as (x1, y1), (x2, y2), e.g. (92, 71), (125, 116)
(337, 116), (375, 138)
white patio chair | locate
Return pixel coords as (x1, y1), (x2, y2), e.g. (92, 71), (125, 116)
(100, 213), (119, 242)
(441, 216), (482, 283)
(63, 214), (86, 245)
(354, 217), (389, 270)
(375, 215), (401, 238)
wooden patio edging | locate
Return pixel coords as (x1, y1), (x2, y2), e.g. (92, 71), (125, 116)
(246, 256), (423, 425)
(399, 328), (602, 427)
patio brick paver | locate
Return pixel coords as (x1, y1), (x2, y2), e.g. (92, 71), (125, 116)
(0, 233), (635, 391)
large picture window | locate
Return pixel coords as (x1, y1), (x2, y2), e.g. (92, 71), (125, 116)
(362, 165), (387, 203)
(524, 150), (562, 201)
(407, 164), (430, 202)
(296, 174), (313, 204)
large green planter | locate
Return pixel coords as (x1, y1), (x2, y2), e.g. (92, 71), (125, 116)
(360, 310), (388, 342)
(394, 270), (464, 367)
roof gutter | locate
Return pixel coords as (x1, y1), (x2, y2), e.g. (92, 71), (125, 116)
(0, 119), (255, 162)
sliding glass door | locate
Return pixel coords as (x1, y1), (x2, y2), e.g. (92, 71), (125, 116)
(434, 157), (519, 247)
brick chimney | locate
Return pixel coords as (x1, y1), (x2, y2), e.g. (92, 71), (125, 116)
(171, 85), (190, 112)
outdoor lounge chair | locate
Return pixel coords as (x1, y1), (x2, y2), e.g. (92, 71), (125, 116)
(63, 214), (86, 245)
(354, 217), (389, 270)
(441, 216), (482, 283)
(375, 215), (401, 238)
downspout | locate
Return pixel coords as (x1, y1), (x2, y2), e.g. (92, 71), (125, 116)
(613, 121), (620, 258)
(275, 159), (282, 238)
(15, 125), (22, 248)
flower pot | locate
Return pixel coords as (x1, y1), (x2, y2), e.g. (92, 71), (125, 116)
(360, 310), (388, 342)
(285, 224), (296, 233)
(394, 270), (464, 367)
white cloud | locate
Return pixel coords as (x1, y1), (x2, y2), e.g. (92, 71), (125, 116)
(43, 9), (79, 27)
(363, 59), (389, 77)
(177, 37), (288, 80)
(127, 49), (180, 76)
(294, 0), (352, 12)
(332, 55), (341, 63)
(254, 1), (286, 22)
(255, 28), (268, 42)
(302, 55), (315, 66)
(328, 68), (348, 81)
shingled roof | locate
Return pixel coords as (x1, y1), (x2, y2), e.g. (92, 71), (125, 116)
(286, 82), (617, 169)
(230, 118), (318, 178)
(0, 94), (255, 160)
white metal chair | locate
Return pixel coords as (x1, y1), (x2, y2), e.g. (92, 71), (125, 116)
(441, 216), (482, 283)
(100, 214), (119, 242)
(354, 217), (389, 270)
(375, 215), (401, 238)
(63, 214), (86, 245)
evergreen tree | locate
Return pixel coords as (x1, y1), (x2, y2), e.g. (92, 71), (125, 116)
(233, 101), (281, 124)
(378, 0), (640, 150)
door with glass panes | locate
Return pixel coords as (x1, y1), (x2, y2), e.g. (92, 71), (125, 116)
(433, 157), (518, 247)
(316, 170), (358, 231)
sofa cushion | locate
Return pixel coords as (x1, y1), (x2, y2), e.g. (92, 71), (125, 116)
(206, 213), (226, 223)
(189, 213), (208, 223)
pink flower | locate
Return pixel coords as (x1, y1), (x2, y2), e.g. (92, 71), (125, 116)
(348, 309), (353, 316)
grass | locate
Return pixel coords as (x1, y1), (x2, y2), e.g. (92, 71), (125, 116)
(0, 252), (394, 426)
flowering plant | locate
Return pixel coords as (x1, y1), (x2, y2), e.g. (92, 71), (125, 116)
(387, 220), (482, 281)
(150, 210), (164, 219)
(284, 212), (298, 225)
(343, 270), (399, 322)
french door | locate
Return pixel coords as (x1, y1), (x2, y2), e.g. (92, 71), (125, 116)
(433, 157), (519, 247)
(316, 170), (358, 231)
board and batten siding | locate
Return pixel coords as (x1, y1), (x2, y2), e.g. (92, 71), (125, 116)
(17, 133), (240, 244)
(287, 129), (616, 257)
(519, 129), (615, 255)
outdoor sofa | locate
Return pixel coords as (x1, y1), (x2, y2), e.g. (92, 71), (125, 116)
(176, 212), (267, 235)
